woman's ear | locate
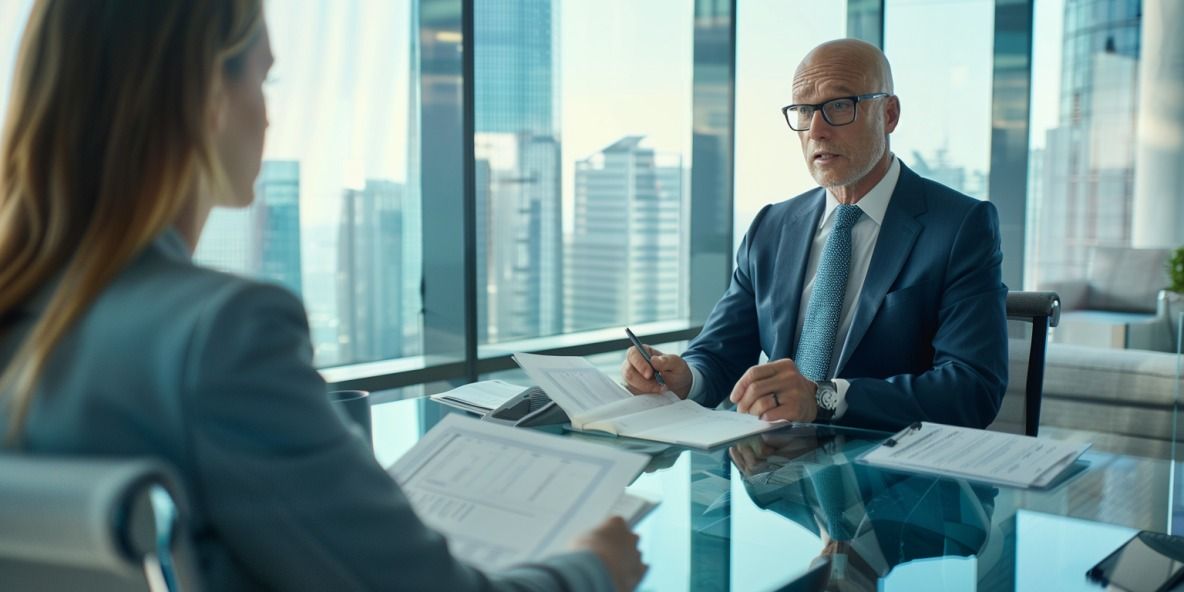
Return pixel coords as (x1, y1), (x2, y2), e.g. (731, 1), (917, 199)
(209, 86), (230, 134)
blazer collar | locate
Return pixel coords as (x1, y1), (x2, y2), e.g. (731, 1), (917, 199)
(19, 228), (192, 317)
(836, 161), (927, 372)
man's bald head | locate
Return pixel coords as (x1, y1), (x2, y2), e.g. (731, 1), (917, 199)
(793, 39), (894, 98)
(790, 38), (900, 201)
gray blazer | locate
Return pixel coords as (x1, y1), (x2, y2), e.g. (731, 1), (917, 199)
(0, 230), (611, 592)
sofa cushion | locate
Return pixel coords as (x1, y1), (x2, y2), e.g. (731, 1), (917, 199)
(1040, 342), (1180, 407)
(1086, 247), (1170, 313)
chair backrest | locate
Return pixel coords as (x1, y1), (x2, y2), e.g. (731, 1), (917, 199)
(1086, 247), (1170, 313)
(989, 291), (1060, 437)
(0, 455), (202, 592)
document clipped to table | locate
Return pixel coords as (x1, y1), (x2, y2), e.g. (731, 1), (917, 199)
(858, 421), (1090, 489)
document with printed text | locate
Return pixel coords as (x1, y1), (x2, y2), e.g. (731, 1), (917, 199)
(387, 414), (650, 570)
(858, 421), (1090, 489)
(513, 352), (785, 449)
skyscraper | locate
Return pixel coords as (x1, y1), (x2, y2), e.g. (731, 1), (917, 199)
(337, 180), (404, 363)
(255, 160), (303, 296)
(475, 0), (563, 342)
(194, 159), (302, 296)
(1031, 0), (1141, 285)
(567, 137), (683, 332)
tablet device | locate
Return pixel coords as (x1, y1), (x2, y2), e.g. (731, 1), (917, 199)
(1087, 531), (1184, 592)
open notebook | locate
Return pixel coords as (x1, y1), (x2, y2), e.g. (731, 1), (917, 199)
(513, 352), (784, 449)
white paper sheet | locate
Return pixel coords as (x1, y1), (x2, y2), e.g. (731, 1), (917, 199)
(387, 415), (650, 570)
(512, 352), (631, 416)
(858, 421), (1089, 488)
(430, 380), (528, 414)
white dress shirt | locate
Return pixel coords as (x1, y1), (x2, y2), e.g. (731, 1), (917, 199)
(689, 156), (901, 420)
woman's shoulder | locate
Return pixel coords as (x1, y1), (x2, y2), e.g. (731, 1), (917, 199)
(106, 236), (308, 336)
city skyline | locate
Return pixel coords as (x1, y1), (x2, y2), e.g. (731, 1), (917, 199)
(1, 0), (1138, 370)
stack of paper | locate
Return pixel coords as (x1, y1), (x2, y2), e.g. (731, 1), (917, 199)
(429, 380), (534, 415)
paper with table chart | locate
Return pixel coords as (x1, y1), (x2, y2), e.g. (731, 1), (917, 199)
(857, 421), (1090, 489)
(386, 414), (650, 571)
(512, 352), (785, 449)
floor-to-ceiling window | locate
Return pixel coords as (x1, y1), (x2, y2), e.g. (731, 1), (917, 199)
(733, 2), (848, 250)
(474, 0), (695, 346)
(885, 0), (995, 203)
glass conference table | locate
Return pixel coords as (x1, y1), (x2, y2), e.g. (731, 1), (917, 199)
(371, 379), (1183, 591)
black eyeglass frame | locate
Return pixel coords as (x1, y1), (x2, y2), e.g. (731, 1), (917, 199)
(781, 93), (891, 131)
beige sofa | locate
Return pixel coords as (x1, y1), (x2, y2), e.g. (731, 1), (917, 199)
(995, 340), (1182, 458)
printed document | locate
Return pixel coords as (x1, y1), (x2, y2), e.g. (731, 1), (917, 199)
(513, 352), (784, 449)
(858, 421), (1089, 488)
(387, 415), (650, 571)
(429, 380), (531, 414)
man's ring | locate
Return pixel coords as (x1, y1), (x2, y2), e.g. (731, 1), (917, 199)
(772, 392), (781, 407)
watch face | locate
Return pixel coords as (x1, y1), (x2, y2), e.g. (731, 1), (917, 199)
(819, 384), (839, 410)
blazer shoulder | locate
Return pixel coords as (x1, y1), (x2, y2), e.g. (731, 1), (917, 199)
(109, 244), (307, 340)
(907, 168), (994, 219)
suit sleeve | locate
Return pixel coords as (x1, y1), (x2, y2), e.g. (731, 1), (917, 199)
(181, 282), (613, 592)
(681, 207), (769, 408)
(838, 200), (1008, 431)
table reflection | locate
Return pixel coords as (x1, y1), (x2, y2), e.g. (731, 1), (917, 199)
(727, 428), (996, 591)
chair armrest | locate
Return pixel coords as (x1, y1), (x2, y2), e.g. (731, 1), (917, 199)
(1039, 279), (1088, 311)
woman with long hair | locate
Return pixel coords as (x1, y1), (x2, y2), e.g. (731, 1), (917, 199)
(0, 1), (645, 590)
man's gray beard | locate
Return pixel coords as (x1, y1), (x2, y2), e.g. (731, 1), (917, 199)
(813, 139), (887, 189)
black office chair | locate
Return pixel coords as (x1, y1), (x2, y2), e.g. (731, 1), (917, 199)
(989, 291), (1060, 437)
(0, 455), (202, 592)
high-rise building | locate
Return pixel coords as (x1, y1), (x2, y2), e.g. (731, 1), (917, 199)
(475, 0), (563, 342)
(1031, 0), (1141, 285)
(337, 180), (404, 364)
(566, 137), (683, 332)
(194, 160), (302, 296)
(255, 160), (302, 296)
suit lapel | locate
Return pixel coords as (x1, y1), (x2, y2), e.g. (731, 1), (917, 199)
(778, 191), (825, 360)
(836, 165), (927, 372)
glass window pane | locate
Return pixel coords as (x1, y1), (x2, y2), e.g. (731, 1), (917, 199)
(734, 2), (846, 249)
(0, 1), (34, 118)
(885, 0), (994, 203)
(1025, 0), (1142, 288)
(476, 0), (694, 344)
(194, 0), (420, 368)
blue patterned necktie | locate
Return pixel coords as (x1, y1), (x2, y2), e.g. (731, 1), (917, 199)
(796, 204), (863, 382)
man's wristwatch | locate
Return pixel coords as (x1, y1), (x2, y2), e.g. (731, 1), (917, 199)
(815, 380), (839, 422)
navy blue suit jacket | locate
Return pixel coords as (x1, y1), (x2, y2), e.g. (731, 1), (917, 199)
(683, 162), (1007, 431)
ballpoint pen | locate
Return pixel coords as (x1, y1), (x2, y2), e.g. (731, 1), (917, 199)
(625, 327), (666, 386)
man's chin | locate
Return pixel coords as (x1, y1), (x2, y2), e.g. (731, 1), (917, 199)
(808, 168), (850, 189)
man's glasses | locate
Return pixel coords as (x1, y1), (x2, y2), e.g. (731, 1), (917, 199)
(781, 93), (890, 131)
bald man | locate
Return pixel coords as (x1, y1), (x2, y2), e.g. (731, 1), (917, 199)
(622, 39), (1007, 432)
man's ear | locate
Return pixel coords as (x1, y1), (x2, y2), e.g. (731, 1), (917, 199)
(884, 95), (901, 134)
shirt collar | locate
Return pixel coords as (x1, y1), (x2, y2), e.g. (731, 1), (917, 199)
(820, 155), (900, 229)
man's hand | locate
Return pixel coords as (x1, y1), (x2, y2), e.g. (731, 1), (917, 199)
(620, 346), (693, 399)
(729, 359), (818, 422)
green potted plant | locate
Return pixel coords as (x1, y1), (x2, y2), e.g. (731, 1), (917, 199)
(1170, 247), (1184, 295)
(1167, 246), (1184, 352)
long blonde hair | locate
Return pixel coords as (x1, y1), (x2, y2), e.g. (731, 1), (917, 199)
(0, 0), (263, 445)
